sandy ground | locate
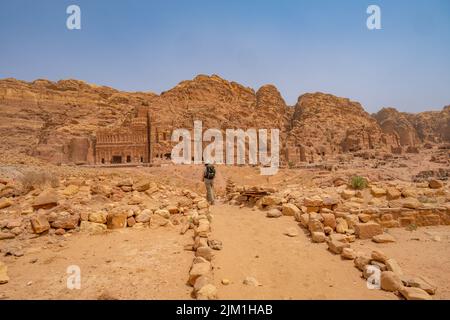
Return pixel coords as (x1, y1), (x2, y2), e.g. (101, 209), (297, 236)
(0, 227), (194, 300)
(1, 203), (449, 300)
(210, 204), (450, 300)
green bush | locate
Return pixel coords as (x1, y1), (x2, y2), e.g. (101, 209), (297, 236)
(350, 176), (368, 190)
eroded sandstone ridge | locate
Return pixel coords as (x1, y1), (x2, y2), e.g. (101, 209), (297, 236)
(0, 75), (448, 165)
(373, 106), (450, 149)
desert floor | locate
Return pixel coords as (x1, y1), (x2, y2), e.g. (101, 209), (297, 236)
(2, 202), (449, 300)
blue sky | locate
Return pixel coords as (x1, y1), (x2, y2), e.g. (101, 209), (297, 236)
(1, 0), (449, 113)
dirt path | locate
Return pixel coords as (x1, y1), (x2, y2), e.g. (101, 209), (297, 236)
(1, 227), (194, 300)
(210, 204), (395, 300)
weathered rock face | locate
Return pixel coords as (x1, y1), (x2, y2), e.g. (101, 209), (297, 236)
(287, 93), (389, 162)
(1, 75), (448, 165)
(373, 108), (418, 147)
(0, 78), (156, 164)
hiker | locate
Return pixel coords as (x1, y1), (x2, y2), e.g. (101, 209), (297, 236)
(203, 163), (216, 205)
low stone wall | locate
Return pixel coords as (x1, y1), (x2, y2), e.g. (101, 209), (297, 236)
(347, 207), (450, 228)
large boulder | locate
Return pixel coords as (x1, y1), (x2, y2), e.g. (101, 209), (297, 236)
(327, 239), (350, 254)
(399, 287), (432, 300)
(51, 213), (80, 230)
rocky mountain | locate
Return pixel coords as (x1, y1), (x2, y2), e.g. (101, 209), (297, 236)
(373, 106), (450, 146)
(0, 75), (448, 165)
(404, 106), (450, 143)
(286, 93), (395, 162)
(0, 78), (156, 163)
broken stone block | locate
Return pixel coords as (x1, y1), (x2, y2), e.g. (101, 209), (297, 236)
(189, 262), (211, 286)
(80, 221), (107, 235)
(106, 212), (128, 229)
(371, 250), (388, 263)
(372, 234), (396, 243)
(282, 203), (300, 216)
(385, 259), (403, 276)
(354, 255), (371, 271)
(32, 189), (58, 209)
(30, 215), (50, 234)
(399, 287), (432, 300)
(341, 248), (356, 260)
(311, 231), (326, 243)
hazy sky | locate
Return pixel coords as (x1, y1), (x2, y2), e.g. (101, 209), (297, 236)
(1, 0), (449, 113)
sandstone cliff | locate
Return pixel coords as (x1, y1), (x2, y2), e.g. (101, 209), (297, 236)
(0, 78), (157, 164)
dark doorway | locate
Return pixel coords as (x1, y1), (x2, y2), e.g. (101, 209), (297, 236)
(101, 158), (105, 164)
(112, 156), (122, 164)
(140, 157), (144, 162)
(126, 155), (131, 163)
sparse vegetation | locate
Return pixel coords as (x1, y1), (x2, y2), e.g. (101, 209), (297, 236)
(350, 175), (368, 190)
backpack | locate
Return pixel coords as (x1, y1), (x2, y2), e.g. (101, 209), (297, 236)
(204, 165), (216, 179)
